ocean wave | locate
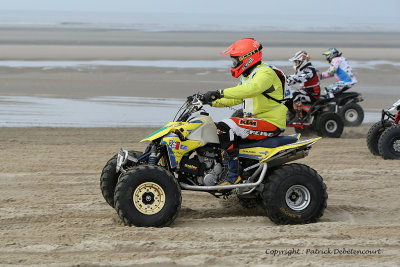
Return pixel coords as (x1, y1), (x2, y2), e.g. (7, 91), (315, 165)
(0, 60), (399, 69)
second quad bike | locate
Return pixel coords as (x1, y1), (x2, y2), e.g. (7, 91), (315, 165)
(231, 99), (344, 138)
(366, 99), (400, 159)
(286, 97), (344, 138)
(100, 94), (327, 227)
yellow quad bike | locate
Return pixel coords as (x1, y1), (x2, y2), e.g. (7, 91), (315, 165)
(100, 94), (327, 227)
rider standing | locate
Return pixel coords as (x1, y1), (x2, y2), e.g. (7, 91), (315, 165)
(202, 38), (287, 186)
(285, 50), (321, 119)
(321, 48), (357, 96)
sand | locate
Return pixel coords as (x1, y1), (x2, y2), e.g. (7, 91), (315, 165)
(1, 28), (400, 266)
(1, 126), (400, 266)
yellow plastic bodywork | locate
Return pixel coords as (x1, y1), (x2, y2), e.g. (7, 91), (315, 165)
(239, 137), (321, 162)
(141, 119), (321, 168)
(160, 134), (202, 168)
(141, 121), (203, 142)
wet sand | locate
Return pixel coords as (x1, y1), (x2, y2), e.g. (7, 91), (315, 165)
(1, 28), (399, 108)
(1, 28), (400, 266)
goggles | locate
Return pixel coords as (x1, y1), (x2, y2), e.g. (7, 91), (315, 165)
(231, 57), (241, 68)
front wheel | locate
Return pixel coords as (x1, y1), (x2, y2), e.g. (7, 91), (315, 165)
(378, 125), (400, 159)
(262, 163), (327, 224)
(366, 121), (392, 156)
(114, 165), (182, 227)
(316, 112), (344, 138)
(100, 150), (142, 208)
(339, 103), (364, 126)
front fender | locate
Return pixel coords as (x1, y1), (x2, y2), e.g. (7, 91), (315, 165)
(141, 122), (185, 142)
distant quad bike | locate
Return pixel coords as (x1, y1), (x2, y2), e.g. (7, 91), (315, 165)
(332, 89), (364, 127)
(366, 99), (400, 159)
(100, 94), (327, 227)
(286, 98), (344, 138)
(231, 99), (344, 138)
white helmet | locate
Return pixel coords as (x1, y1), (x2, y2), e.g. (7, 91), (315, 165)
(289, 50), (310, 70)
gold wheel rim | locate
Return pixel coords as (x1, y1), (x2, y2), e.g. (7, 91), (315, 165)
(133, 182), (166, 215)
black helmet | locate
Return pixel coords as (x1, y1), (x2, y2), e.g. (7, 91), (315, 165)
(322, 48), (342, 63)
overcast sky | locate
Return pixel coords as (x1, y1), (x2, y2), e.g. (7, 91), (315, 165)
(2, 0), (399, 17)
(1, 0), (399, 31)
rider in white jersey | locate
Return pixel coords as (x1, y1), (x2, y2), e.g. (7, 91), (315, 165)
(321, 48), (357, 96)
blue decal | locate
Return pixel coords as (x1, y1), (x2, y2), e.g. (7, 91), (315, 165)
(239, 153), (261, 160)
(189, 120), (203, 124)
(166, 146), (178, 168)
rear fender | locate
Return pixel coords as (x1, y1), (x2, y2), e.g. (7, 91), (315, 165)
(337, 92), (362, 105)
(239, 137), (321, 162)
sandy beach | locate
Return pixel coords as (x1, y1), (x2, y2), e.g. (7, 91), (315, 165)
(1, 27), (400, 266)
(1, 126), (400, 266)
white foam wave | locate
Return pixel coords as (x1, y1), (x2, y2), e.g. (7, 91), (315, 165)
(0, 60), (399, 69)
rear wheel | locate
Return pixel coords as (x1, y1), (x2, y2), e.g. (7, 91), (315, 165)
(339, 103), (364, 126)
(100, 150), (142, 208)
(316, 112), (344, 138)
(366, 121), (392, 156)
(114, 165), (181, 227)
(378, 125), (400, 159)
(262, 163), (327, 224)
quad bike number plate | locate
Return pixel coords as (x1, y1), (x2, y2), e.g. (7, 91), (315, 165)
(116, 149), (129, 172)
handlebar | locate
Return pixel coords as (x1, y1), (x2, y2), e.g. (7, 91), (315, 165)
(174, 93), (205, 122)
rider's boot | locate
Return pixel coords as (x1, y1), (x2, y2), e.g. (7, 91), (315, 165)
(288, 102), (302, 124)
(218, 150), (242, 186)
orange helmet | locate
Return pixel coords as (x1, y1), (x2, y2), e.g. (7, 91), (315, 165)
(221, 38), (263, 78)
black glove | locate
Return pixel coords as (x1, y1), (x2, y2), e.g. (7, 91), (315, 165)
(203, 90), (222, 104)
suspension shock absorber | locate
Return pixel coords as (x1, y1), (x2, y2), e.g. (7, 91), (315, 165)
(148, 143), (158, 165)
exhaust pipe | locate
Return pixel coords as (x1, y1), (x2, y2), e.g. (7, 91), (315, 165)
(179, 163), (267, 191)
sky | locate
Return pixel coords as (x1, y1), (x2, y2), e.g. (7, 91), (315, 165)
(1, 0), (398, 16)
(1, 0), (399, 31)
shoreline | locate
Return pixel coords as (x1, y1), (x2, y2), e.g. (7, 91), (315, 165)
(0, 95), (384, 128)
(0, 29), (399, 125)
(2, 45), (400, 61)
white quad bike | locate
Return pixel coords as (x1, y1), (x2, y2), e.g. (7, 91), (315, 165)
(100, 94), (328, 227)
(367, 99), (400, 159)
